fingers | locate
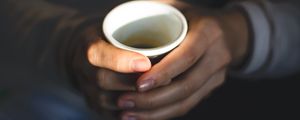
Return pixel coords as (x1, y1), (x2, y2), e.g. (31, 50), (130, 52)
(87, 40), (151, 73)
(136, 19), (223, 92)
(97, 68), (138, 91)
(118, 39), (230, 110)
(98, 91), (121, 111)
(121, 70), (226, 120)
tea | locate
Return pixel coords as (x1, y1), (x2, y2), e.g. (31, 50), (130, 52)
(121, 35), (165, 49)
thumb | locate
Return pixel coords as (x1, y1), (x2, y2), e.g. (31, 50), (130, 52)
(87, 40), (151, 73)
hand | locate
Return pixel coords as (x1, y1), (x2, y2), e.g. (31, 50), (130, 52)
(117, 1), (249, 120)
(71, 22), (152, 119)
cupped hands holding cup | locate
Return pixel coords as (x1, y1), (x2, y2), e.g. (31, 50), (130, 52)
(80, 0), (249, 120)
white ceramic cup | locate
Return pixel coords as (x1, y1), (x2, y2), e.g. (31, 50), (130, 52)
(103, 1), (188, 57)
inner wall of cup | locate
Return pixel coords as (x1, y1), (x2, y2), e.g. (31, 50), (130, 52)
(112, 13), (182, 49)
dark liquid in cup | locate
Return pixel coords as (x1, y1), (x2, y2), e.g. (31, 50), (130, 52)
(111, 14), (180, 50)
(121, 35), (165, 49)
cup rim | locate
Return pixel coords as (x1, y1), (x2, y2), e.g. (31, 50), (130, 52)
(103, 1), (188, 57)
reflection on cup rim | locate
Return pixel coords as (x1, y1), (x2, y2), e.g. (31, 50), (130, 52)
(103, 1), (188, 57)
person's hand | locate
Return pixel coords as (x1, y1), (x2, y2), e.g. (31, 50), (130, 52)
(71, 22), (152, 119)
(117, 1), (250, 120)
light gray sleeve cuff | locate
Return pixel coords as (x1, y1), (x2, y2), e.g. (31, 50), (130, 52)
(229, 2), (271, 75)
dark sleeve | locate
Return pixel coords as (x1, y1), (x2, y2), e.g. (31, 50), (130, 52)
(0, 0), (101, 81)
(229, 0), (300, 79)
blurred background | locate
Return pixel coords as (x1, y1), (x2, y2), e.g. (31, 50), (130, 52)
(1, 0), (299, 120)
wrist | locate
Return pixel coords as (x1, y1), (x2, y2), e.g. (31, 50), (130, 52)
(216, 8), (250, 67)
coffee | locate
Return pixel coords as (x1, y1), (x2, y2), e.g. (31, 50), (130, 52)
(120, 32), (172, 48)
(122, 37), (161, 48)
(111, 14), (173, 49)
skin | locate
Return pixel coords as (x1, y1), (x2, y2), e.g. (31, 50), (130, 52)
(79, 0), (249, 120)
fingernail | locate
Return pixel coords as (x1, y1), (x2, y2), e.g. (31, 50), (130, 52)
(132, 58), (150, 72)
(138, 78), (154, 92)
(119, 100), (135, 109)
(122, 115), (137, 120)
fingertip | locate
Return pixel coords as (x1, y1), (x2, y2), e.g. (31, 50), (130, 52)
(118, 94), (135, 109)
(137, 77), (154, 92)
(136, 68), (172, 92)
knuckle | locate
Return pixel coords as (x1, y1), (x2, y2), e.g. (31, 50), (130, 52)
(157, 72), (172, 86)
(185, 49), (199, 65)
(88, 42), (105, 65)
(206, 18), (223, 34)
(161, 78), (172, 86)
(201, 18), (224, 41)
(181, 82), (194, 96)
(87, 47), (99, 66)
(87, 41), (110, 68)
(222, 50), (232, 65)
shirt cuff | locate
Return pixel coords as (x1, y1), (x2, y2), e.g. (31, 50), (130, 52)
(228, 1), (271, 76)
